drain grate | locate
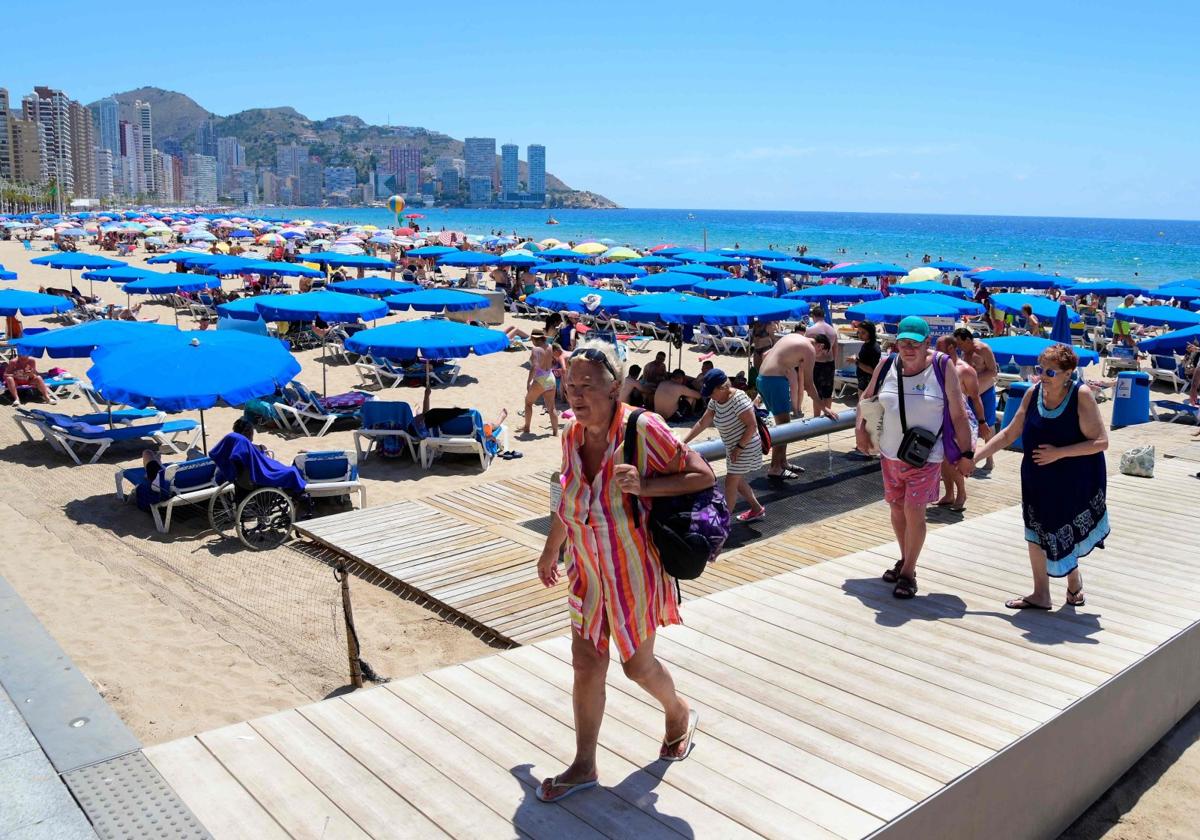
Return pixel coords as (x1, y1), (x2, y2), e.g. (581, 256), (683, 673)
(63, 752), (211, 839)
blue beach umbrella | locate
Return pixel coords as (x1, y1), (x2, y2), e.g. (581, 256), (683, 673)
(212, 297), (267, 320)
(845, 294), (978, 322)
(538, 248), (589, 260)
(733, 250), (797, 262)
(719, 295), (807, 323)
(146, 249), (211, 265)
(988, 293), (1080, 322)
(243, 289), (389, 323)
(1154, 286), (1200, 304)
(1161, 279), (1200, 289)
(200, 257), (323, 279)
(123, 274), (221, 296)
(31, 252), (126, 296)
(1062, 280), (1148, 298)
(890, 280), (972, 298)
(497, 253), (541, 267)
(385, 289), (490, 313)
(629, 272), (703, 292)
(1138, 325), (1200, 354)
(13, 320), (176, 358)
(823, 262), (909, 278)
(328, 277), (418, 297)
(969, 269), (1065, 290)
(228, 229), (254, 239)
(928, 261), (973, 272)
(650, 247), (695, 258)
(81, 266), (161, 284)
(531, 261), (592, 275)
(784, 284), (883, 304)
(528, 285), (639, 313)
(0, 266), (18, 281)
(577, 264), (648, 280)
(302, 252), (395, 270)
(761, 261), (825, 276)
(671, 264), (732, 279)
(982, 336), (1100, 368)
(407, 245), (459, 258)
(437, 252), (499, 268)
(0, 289), (75, 316)
(1113, 305), (1200, 330)
(695, 278), (776, 298)
(1050, 303), (1073, 344)
(622, 293), (739, 326)
(88, 330), (301, 448)
(624, 256), (682, 268)
(672, 251), (747, 267)
(345, 319), (509, 361)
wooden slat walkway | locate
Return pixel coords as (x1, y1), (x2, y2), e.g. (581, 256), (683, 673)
(148, 447), (1200, 839)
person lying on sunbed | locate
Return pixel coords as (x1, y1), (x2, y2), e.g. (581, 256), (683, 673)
(410, 372), (507, 453)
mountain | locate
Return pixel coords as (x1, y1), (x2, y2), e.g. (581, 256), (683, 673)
(92, 87), (618, 207)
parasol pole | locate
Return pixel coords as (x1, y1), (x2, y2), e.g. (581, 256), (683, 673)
(200, 409), (207, 452)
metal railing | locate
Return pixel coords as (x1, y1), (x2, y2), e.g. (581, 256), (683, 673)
(691, 409), (858, 462)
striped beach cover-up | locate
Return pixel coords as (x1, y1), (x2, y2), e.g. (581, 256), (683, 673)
(556, 403), (684, 661)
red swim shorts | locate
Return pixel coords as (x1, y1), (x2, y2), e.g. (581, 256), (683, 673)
(881, 456), (942, 506)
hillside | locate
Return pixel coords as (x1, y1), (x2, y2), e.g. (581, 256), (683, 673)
(93, 87), (616, 206)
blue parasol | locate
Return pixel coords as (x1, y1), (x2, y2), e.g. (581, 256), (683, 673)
(760, 261), (825, 276)
(406, 245), (460, 258)
(328, 277), (418, 296)
(784, 284), (883, 303)
(12, 321), (177, 358)
(1138, 325), (1200, 354)
(385, 289), (490, 313)
(845, 294), (979, 322)
(928, 260), (973, 272)
(890, 280), (972, 298)
(0, 289), (75, 316)
(624, 256), (681, 268)
(577, 264), (648, 280)
(1113, 305), (1200, 330)
(672, 251), (747, 267)
(621, 293), (739, 326)
(695, 279), (776, 298)
(122, 274), (220, 296)
(1061, 280), (1147, 298)
(531, 261), (592, 275)
(969, 269), (1065, 290)
(240, 289), (389, 323)
(982, 336), (1100, 367)
(437, 252), (499, 268)
(345, 319), (509, 360)
(988, 293), (1080, 322)
(81, 266), (162, 284)
(719, 295), (807, 323)
(527, 285), (638, 312)
(823, 262), (909, 278)
(31, 252), (126, 296)
(671, 264), (733, 279)
(629, 272), (703, 292)
(302, 252), (394, 270)
(1050, 303), (1074, 344)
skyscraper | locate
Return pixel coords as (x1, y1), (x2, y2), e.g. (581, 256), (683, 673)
(500, 143), (519, 201)
(323, 165), (356, 196)
(528, 144), (546, 201)
(195, 117), (217, 157)
(135, 100), (154, 195)
(463, 137), (496, 195)
(298, 161), (323, 205)
(184, 154), (217, 205)
(216, 136), (245, 193)
(90, 96), (120, 154)
(23, 87), (73, 196)
(0, 89), (13, 180)
(69, 100), (96, 198)
(388, 146), (420, 183)
(94, 148), (114, 198)
(10, 118), (45, 185)
(276, 143), (306, 179)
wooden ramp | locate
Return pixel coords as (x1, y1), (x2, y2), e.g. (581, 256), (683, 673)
(148, 451), (1200, 839)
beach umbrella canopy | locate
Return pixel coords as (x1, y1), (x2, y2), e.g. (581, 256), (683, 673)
(573, 242), (608, 255)
(928, 260), (973, 272)
(695, 278), (776, 298)
(969, 269), (1065, 290)
(527, 285), (639, 312)
(229, 229), (254, 239)
(327, 277), (418, 296)
(671, 263), (732, 279)
(823, 262), (909, 278)
(761, 261), (825, 276)
(1050, 303), (1073, 344)
(384, 289), (490, 313)
(12, 320), (177, 358)
(303, 251), (394, 270)
(80, 265), (161, 284)
(539, 248), (589, 260)
(718, 295), (807, 323)
(1062, 280), (1148, 298)
(982, 336), (1100, 368)
(1113, 305), (1200, 330)
(1161, 278), (1200, 290)
(407, 245), (459, 258)
(531, 261), (592, 275)
(123, 274), (220, 295)
(784, 284), (883, 303)
(904, 267), (943, 282)
(0, 266), (16, 281)
(146, 249), (210, 265)
(233, 290), (389, 323)
(437, 252), (499, 268)
(602, 246), (640, 261)
(629, 272), (704, 292)
(497, 252), (541, 267)
(672, 251), (747, 267)
(845, 294), (979, 322)
(182, 230), (216, 241)
(30, 252), (125, 271)
(624, 255), (682, 268)
(622, 293), (739, 326)
(733, 249), (796, 262)
(1138, 325), (1200, 354)
(890, 280), (972, 298)
(199, 257), (323, 278)
(0, 289), (75, 316)
(577, 264), (647, 280)
(345, 319), (508, 360)
(1154, 285), (1200, 304)
(988, 293), (1080, 322)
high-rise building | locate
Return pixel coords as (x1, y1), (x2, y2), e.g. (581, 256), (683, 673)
(117, 120), (144, 196)
(184, 154), (217, 205)
(23, 87), (73, 195)
(468, 175), (491, 205)
(276, 143), (306, 179)
(161, 137), (183, 159)
(231, 167), (257, 205)
(0, 89), (14, 181)
(194, 117), (217, 157)
(216, 136), (245, 194)
(69, 100), (96, 198)
(259, 170), (278, 204)
(439, 166), (459, 198)
(500, 143), (519, 201)
(323, 165), (356, 196)
(298, 160), (323, 205)
(528, 144), (546, 200)
(153, 150), (173, 203)
(170, 155), (184, 202)
(388, 145), (421, 184)
(463, 137), (496, 194)
(94, 147), (114, 198)
(10, 118), (45, 185)
(135, 100), (154, 195)
(90, 96), (120, 154)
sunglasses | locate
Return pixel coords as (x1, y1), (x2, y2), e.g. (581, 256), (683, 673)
(896, 340), (923, 350)
(569, 347), (619, 381)
(1033, 365), (1060, 378)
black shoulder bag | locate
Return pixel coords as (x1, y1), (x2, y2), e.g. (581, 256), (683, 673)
(895, 357), (942, 468)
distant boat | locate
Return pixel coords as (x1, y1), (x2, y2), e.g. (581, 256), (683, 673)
(546, 216), (559, 225)
(687, 213), (696, 220)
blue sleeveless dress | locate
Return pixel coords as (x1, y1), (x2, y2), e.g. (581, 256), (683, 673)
(1021, 382), (1108, 577)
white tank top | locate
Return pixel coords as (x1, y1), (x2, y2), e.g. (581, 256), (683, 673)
(878, 356), (946, 463)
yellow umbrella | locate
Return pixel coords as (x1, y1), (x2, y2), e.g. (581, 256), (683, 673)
(904, 266), (942, 282)
(603, 246), (640, 261)
(539, 238), (563, 248)
(573, 241), (607, 255)
(214, 242), (230, 253)
(361, 224), (379, 232)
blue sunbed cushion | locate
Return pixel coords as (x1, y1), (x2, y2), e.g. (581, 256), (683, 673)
(299, 453), (350, 481)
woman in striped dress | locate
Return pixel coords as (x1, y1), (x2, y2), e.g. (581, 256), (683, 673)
(684, 368), (766, 521)
(535, 340), (713, 803)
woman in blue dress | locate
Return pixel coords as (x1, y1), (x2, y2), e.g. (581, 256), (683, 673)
(971, 344), (1109, 609)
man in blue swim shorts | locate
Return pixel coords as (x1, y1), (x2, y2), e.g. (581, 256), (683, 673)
(954, 327), (998, 469)
(757, 334), (838, 487)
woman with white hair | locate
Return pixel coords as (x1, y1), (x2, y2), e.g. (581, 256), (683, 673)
(535, 339), (713, 802)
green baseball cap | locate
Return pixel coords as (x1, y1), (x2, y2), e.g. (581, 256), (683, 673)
(896, 316), (930, 342)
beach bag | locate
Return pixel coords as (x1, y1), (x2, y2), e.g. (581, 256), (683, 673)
(1119, 445), (1155, 478)
(857, 355), (893, 452)
(623, 410), (730, 585)
(754, 412), (773, 455)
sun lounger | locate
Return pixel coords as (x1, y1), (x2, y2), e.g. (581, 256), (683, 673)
(833, 367), (860, 398)
(274, 381), (364, 437)
(419, 409), (506, 470)
(293, 450), (366, 508)
(1151, 400), (1200, 423)
(1148, 354), (1187, 393)
(15, 410), (199, 465)
(353, 401), (418, 462)
(115, 456), (228, 533)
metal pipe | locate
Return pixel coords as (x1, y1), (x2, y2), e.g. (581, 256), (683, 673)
(691, 409), (858, 462)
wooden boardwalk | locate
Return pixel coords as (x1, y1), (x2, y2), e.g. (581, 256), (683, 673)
(148, 443), (1200, 839)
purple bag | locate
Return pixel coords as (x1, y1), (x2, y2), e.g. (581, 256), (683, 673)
(930, 352), (963, 463)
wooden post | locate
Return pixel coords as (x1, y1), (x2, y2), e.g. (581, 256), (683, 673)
(337, 563), (364, 689)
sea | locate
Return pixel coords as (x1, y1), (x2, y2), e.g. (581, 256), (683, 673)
(271, 207), (1200, 288)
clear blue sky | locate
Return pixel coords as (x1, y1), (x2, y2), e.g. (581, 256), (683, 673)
(6, 1), (1198, 219)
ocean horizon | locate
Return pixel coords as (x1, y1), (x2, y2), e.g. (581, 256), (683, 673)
(269, 206), (1200, 288)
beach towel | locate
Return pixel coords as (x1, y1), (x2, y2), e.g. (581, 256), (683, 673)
(209, 432), (306, 495)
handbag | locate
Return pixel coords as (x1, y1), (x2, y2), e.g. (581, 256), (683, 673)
(895, 355), (942, 468)
(1119, 445), (1155, 478)
(623, 410), (730, 586)
(858, 355), (894, 452)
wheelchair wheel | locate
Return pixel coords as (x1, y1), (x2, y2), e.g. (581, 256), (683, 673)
(235, 487), (294, 551)
(207, 487), (237, 537)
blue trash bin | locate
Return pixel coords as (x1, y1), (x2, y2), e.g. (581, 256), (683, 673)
(1001, 380), (1032, 451)
(1111, 371), (1151, 429)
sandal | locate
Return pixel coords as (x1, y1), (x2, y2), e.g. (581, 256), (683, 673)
(1005, 596), (1051, 610)
(536, 775), (599, 803)
(660, 709), (699, 762)
(893, 574), (918, 599)
(1066, 576), (1085, 606)
(882, 559), (903, 583)
(736, 508), (766, 523)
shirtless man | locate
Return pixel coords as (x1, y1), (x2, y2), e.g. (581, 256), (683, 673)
(936, 336), (987, 509)
(641, 352), (668, 388)
(652, 369), (702, 421)
(758, 334), (837, 486)
(953, 327), (998, 469)
(3, 355), (55, 404)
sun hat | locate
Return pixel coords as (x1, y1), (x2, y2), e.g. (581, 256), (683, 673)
(700, 368), (729, 399)
(896, 316), (930, 343)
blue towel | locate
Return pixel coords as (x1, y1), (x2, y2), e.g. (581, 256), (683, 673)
(209, 433), (307, 495)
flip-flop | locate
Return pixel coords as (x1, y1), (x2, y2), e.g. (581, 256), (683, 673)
(660, 708), (699, 762)
(934, 499), (954, 508)
(1005, 596), (1051, 610)
(736, 508), (766, 523)
(949, 504), (966, 513)
(536, 776), (599, 803)
(780, 467), (806, 479)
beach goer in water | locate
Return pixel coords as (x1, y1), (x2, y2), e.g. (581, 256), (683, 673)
(3, 355), (56, 404)
(953, 327), (998, 470)
(935, 336), (985, 511)
(535, 340), (708, 803)
(652, 369), (702, 421)
(757, 334), (837, 487)
(684, 368), (765, 521)
(522, 329), (559, 436)
(856, 317), (974, 599)
(969, 344), (1107, 609)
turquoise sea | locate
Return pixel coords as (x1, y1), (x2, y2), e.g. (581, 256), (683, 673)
(274, 207), (1200, 287)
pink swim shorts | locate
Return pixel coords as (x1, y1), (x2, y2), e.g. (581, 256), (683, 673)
(881, 457), (942, 507)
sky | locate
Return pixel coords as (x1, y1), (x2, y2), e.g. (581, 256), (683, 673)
(5, 1), (1198, 220)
